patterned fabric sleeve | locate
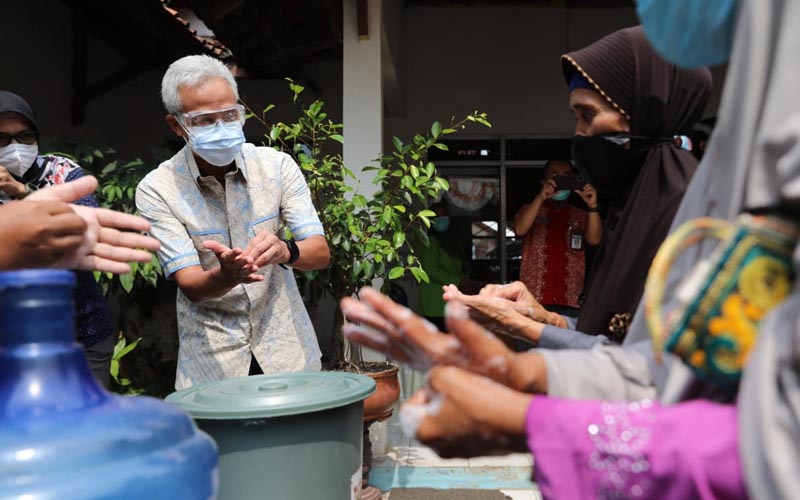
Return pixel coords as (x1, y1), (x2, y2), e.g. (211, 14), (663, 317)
(278, 153), (324, 240)
(526, 396), (747, 500)
(135, 175), (200, 277)
(63, 166), (98, 208)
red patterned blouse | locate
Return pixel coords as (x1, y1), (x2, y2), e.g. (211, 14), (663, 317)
(518, 201), (588, 308)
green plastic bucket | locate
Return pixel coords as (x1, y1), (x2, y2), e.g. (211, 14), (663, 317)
(166, 371), (375, 500)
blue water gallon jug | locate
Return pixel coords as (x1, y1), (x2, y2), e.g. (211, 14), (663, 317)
(0, 270), (218, 499)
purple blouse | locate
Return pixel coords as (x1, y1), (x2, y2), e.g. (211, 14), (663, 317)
(525, 396), (747, 499)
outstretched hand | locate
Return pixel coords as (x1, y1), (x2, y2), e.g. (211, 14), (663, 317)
(444, 282), (564, 330)
(340, 287), (516, 384)
(26, 176), (160, 274)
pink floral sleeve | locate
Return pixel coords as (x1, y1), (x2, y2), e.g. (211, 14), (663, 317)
(526, 397), (747, 500)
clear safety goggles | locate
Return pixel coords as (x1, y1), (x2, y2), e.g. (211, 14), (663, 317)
(178, 104), (246, 129)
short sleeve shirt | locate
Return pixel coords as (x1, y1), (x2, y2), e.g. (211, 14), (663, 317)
(135, 144), (323, 389)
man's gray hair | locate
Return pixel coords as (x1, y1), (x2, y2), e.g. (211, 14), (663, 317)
(161, 55), (239, 114)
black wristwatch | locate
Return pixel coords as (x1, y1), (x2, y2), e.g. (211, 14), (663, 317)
(283, 239), (300, 265)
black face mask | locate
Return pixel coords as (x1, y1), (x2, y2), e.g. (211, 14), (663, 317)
(571, 133), (651, 203)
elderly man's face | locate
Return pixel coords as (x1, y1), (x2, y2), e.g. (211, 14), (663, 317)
(167, 77), (237, 139)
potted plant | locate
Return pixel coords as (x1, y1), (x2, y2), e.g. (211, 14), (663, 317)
(248, 80), (489, 372)
(248, 80), (489, 497)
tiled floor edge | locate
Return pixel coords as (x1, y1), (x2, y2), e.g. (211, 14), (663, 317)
(369, 465), (535, 491)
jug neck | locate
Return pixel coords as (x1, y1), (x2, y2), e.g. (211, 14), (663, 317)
(0, 270), (107, 419)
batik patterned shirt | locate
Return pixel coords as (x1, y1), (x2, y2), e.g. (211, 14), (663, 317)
(135, 144), (324, 389)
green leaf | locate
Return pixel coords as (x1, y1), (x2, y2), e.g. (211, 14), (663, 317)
(117, 337), (142, 359)
(330, 134), (344, 144)
(119, 272), (134, 293)
(410, 164), (419, 178)
(362, 260), (375, 279)
(353, 194), (368, 208)
(309, 101), (323, 116)
(392, 137), (403, 151)
(288, 80), (305, 101)
(382, 206), (394, 224)
(418, 209), (436, 218)
(100, 161), (118, 175)
(392, 231), (406, 248)
(431, 121), (442, 138)
(388, 266), (405, 279)
(410, 266), (430, 284)
(432, 143), (449, 151)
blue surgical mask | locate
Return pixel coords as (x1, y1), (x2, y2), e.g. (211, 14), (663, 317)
(431, 216), (451, 232)
(550, 190), (570, 202)
(637, 0), (738, 68)
(182, 120), (245, 167)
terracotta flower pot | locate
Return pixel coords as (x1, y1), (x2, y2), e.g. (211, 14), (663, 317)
(362, 364), (401, 423)
(360, 363), (401, 500)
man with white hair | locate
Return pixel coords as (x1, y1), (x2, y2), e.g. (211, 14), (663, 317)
(136, 55), (329, 389)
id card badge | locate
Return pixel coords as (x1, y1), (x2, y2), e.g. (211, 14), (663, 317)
(569, 227), (584, 251)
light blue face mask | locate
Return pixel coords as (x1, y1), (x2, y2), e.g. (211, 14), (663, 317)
(183, 120), (245, 167)
(550, 190), (570, 202)
(431, 216), (451, 232)
(637, 0), (738, 68)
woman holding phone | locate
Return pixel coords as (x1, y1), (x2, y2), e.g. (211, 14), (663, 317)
(513, 159), (601, 318)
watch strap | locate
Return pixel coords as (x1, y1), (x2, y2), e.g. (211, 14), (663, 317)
(284, 239), (300, 265)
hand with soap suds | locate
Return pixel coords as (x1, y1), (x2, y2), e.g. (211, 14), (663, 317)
(341, 287), (548, 393)
(401, 366), (530, 458)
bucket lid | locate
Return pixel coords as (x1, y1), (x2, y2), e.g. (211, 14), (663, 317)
(165, 371), (376, 420)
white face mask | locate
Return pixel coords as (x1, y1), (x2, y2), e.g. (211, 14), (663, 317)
(0, 143), (38, 177)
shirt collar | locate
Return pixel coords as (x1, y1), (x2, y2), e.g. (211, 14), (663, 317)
(183, 145), (249, 188)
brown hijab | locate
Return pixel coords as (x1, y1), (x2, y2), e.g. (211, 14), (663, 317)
(563, 26), (712, 339)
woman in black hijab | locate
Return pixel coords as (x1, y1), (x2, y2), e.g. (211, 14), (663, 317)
(565, 26), (712, 339)
(441, 27), (713, 345)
